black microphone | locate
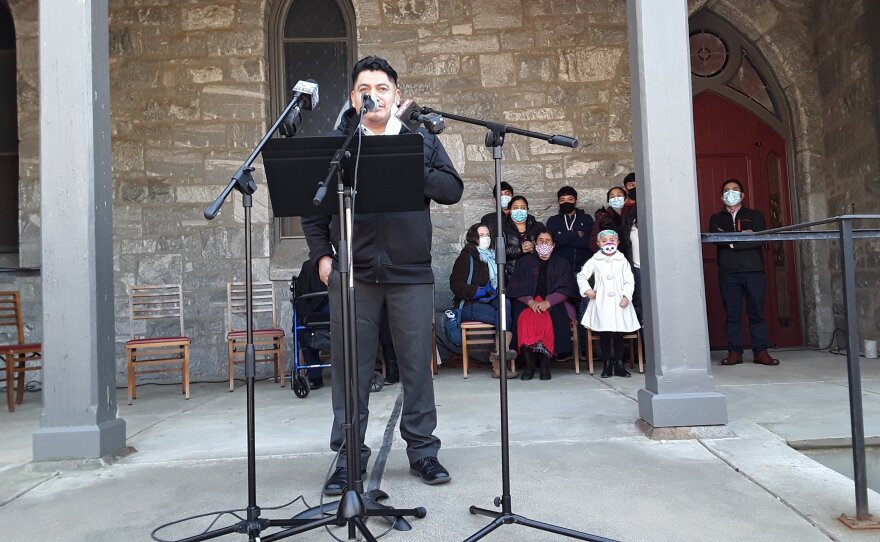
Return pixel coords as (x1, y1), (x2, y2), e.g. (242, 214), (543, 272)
(395, 99), (445, 134)
(280, 79), (319, 137)
(361, 93), (377, 112)
(548, 134), (579, 148)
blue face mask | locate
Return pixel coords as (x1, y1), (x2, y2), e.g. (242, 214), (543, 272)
(608, 197), (625, 210)
(510, 209), (528, 223)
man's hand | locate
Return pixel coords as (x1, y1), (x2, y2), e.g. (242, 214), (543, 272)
(584, 289), (596, 299)
(318, 255), (333, 286)
(619, 296), (629, 308)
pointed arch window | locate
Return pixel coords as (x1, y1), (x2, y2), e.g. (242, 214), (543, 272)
(689, 10), (788, 135)
(268, 0), (355, 238)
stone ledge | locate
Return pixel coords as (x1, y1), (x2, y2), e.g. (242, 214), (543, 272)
(636, 418), (737, 440)
(27, 446), (137, 473)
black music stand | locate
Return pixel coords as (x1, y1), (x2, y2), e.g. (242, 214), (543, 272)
(259, 133), (428, 542)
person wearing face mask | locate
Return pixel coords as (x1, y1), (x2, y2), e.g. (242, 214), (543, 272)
(481, 181), (514, 238)
(302, 56), (462, 493)
(589, 186), (636, 262)
(501, 195), (545, 279)
(708, 179), (779, 367)
(449, 223), (518, 378)
(545, 186), (594, 273)
(623, 172), (637, 208)
(577, 230), (641, 378)
(507, 227), (579, 381)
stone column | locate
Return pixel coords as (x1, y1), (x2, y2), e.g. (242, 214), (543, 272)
(33, 0), (126, 460)
(627, 0), (728, 427)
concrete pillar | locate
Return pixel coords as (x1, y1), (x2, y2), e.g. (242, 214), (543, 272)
(33, 0), (125, 460)
(627, 0), (728, 427)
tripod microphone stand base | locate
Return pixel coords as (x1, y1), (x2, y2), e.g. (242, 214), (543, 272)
(292, 488), (421, 531)
(466, 506), (616, 542)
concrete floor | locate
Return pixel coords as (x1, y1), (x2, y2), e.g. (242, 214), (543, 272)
(1, 349), (879, 541)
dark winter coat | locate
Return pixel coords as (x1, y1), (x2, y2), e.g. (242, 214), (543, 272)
(545, 208), (594, 272)
(501, 214), (545, 277)
(449, 244), (492, 306)
(708, 206), (767, 275)
(301, 108), (464, 284)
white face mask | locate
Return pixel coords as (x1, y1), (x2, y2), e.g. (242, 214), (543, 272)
(601, 243), (618, 255)
(478, 237), (491, 250)
(608, 196), (625, 210)
(722, 190), (743, 206)
(500, 195), (512, 209)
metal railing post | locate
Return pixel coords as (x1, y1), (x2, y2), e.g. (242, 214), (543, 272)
(839, 218), (870, 519)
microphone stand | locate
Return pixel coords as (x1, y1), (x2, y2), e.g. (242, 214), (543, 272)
(173, 93), (315, 542)
(419, 108), (615, 542)
(261, 109), (426, 542)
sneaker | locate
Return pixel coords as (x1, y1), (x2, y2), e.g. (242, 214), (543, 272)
(409, 456), (451, 485)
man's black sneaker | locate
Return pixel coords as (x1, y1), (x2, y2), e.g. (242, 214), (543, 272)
(409, 457), (451, 485)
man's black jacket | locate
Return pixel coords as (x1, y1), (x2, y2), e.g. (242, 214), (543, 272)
(707, 205), (767, 275)
(301, 108), (464, 284)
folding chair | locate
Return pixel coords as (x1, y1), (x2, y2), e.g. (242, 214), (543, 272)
(0, 291), (42, 412)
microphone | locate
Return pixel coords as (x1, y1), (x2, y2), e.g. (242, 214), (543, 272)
(395, 99), (446, 134)
(280, 79), (319, 137)
(361, 93), (377, 112)
(548, 134), (579, 148)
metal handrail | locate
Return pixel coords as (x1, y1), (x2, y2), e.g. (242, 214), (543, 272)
(703, 214), (880, 523)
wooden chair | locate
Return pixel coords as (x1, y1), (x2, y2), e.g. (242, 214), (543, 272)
(570, 320), (581, 374)
(227, 281), (285, 391)
(585, 328), (644, 375)
(126, 284), (190, 403)
(0, 291), (42, 412)
(460, 322), (516, 378)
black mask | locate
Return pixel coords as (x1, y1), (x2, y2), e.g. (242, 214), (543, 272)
(559, 202), (576, 215)
(627, 188), (636, 201)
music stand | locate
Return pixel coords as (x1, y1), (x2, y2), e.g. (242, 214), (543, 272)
(259, 133), (428, 542)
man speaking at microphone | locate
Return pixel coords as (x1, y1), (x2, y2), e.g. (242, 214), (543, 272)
(302, 56), (463, 495)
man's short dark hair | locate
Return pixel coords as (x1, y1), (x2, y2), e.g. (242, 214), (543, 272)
(492, 181), (514, 198)
(557, 186), (578, 199)
(722, 178), (744, 192)
(623, 172), (635, 185)
(351, 56), (398, 86)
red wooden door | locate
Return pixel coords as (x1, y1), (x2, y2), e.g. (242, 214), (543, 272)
(694, 92), (803, 349)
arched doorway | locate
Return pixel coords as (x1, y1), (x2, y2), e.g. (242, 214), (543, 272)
(690, 11), (803, 349)
(0, 0), (18, 265)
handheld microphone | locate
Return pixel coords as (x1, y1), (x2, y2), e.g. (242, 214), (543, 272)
(280, 79), (319, 137)
(361, 93), (377, 112)
(395, 99), (446, 134)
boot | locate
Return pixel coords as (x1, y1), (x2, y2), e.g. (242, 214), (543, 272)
(600, 360), (613, 378)
(520, 350), (536, 381)
(382, 343), (399, 384)
(612, 360), (631, 378)
(490, 352), (519, 379)
(539, 355), (552, 381)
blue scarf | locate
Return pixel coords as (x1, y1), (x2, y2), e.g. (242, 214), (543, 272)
(476, 246), (498, 289)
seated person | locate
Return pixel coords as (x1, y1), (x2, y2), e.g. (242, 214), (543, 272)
(450, 223), (517, 378)
(507, 227), (579, 381)
(294, 259), (330, 389)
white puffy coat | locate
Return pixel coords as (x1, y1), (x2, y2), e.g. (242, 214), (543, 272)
(577, 251), (641, 333)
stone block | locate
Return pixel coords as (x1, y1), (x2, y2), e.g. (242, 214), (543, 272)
(109, 27), (143, 56)
(113, 140), (145, 173)
(437, 133), (465, 173)
(418, 35), (499, 54)
(527, 120), (575, 155)
(479, 53), (515, 87)
(472, 0), (522, 30)
(189, 67), (224, 84)
(206, 31), (263, 56)
(563, 157), (628, 180)
(535, 16), (591, 48)
(354, 0), (382, 24)
(518, 55), (557, 82)
(503, 107), (566, 122)
(381, 0), (439, 24)
(408, 55), (461, 77)
(558, 47), (624, 83)
(499, 30), (535, 51)
(439, 0), (471, 19)
(451, 24), (472, 35)
(139, 30), (208, 57)
(145, 149), (207, 178)
(201, 85), (264, 121)
(111, 58), (159, 88)
(137, 253), (183, 285)
(229, 58), (264, 83)
(143, 96), (200, 122)
(417, 22), (450, 39)
(181, 5), (236, 31)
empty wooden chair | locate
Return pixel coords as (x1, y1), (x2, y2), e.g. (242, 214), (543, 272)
(460, 322), (517, 378)
(0, 291), (42, 412)
(585, 328), (644, 375)
(226, 281), (285, 391)
(126, 284), (190, 403)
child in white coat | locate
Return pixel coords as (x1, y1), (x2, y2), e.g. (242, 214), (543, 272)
(577, 229), (641, 378)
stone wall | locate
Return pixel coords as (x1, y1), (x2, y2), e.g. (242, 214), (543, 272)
(813, 0), (880, 343)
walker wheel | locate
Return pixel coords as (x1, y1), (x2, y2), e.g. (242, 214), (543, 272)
(370, 370), (384, 393)
(292, 375), (310, 398)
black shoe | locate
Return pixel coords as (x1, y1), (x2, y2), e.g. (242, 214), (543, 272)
(409, 456), (451, 485)
(308, 377), (324, 390)
(323, 465), (366, 496)
(613, 360), (631, 378)
(600, 360), (613, 378)
(539, 355), (551, 381)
